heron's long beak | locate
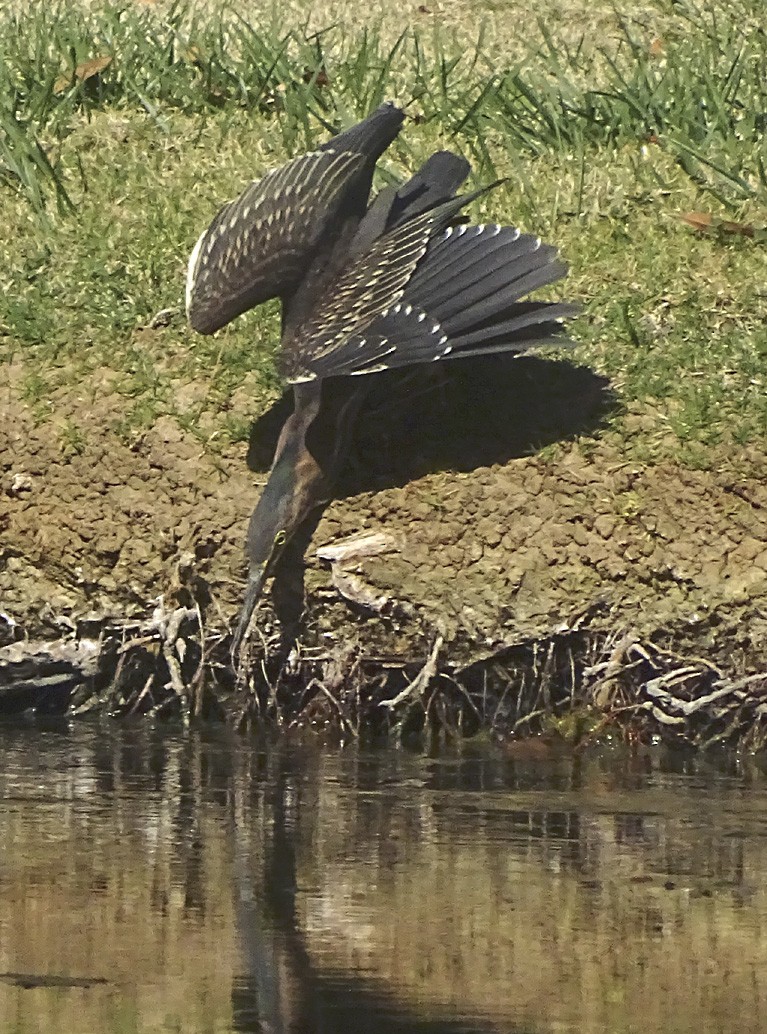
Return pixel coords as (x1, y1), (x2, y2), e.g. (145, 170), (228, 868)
(232, 563), (267, 655)
(230, 458), (299, 658)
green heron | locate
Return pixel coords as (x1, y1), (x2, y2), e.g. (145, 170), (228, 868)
(186, 102), (577, 654)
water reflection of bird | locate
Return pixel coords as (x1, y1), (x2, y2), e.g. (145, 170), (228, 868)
(186, 102), (577, 655)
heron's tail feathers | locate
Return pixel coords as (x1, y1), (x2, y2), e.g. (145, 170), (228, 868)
(351, 150), (473, 257)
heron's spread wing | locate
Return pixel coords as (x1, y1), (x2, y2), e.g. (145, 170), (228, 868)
(281, 221), (576, 382)
(186, 148), (365, 335)
(280, 211), (434, 381)
(279, 189), (488, 383)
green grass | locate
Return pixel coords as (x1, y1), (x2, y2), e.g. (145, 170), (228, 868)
(0, 0), (765, 462)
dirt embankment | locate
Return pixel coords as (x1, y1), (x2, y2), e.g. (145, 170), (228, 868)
(1, 353), (766, 728)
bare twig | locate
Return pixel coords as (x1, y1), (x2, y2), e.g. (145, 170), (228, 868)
(381, 635), (443, 709)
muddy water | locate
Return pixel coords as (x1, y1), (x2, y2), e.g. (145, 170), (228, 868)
(1, 726), (766, 1034)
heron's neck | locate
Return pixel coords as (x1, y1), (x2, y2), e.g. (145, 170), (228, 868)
(272, 382), (323, 468)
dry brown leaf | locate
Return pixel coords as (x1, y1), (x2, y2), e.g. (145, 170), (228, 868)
(54, 55), (112, 94)
(302, 66), (331, 87)
(679, 211), (757, 238)
(679, 211), (715, 232)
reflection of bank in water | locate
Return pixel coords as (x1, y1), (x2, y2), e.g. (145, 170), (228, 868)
(1, 725), (766, 1034)
(232, 756), (503, 1033)
(235, 747), (767, 1034)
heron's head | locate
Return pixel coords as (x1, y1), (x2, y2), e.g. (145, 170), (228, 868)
(246, 437), (316, 584)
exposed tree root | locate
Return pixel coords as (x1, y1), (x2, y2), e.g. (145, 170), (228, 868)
(2, 606), (766, 749)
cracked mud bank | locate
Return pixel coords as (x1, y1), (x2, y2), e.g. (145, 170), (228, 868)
(2, 354), (766, 687)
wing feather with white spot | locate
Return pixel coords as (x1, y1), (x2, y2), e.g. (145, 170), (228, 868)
(283, 221), (576, 382)
(279, 190), (489, 382)
(186, 148), (365, 334)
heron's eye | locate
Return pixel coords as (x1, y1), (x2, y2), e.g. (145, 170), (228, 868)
(274, 530), (287, 548)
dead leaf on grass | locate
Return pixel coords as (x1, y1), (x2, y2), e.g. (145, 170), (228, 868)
(183, 46), (205, 66)
(54, 55), (112, 95)
(679, 211), (766, 242)
(302, 67), (331, 87)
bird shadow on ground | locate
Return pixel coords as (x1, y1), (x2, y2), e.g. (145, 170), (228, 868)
(246, 353), (616, 496)
(244, 354), (615, 643)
